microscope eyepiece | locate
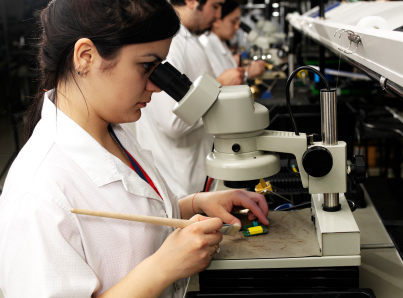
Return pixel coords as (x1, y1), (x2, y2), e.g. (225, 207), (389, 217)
(251, 15), (259, 23)
(149, 62), (193, 102)
(240, 22), (252, 34)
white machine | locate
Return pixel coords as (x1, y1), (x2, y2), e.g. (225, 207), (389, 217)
(150, 61), (366, 263)
(239, 20), (287, 66)
(149, 62), (368, 294)
(251, 15), (287, 41)
(240, 21), (277, 52)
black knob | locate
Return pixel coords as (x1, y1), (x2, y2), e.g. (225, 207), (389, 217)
(302, 146), (333, 177)
(350, 155), (366, 183)
(232, 143), (241, 152)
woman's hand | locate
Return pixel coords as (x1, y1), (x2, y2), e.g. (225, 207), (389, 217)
(194, 190), (269, 226)
(152, 215), (223, 283)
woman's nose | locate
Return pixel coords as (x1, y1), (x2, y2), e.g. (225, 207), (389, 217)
(146, 80), (161, 93)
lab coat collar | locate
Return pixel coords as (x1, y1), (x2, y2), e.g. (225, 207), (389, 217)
(209, 32), (229, 56)
(109, 124), (173, 216)
(40, 92), (172, 214)
(179, 23), (194, 39)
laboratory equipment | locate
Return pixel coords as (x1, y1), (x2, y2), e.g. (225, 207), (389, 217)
(148, 61), (368, 294)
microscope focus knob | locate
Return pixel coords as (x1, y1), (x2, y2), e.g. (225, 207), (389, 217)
(302, 146), (333, 177)
(350, 155), (366, 184)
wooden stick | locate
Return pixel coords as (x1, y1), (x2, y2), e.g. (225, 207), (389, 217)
(71, 208), (196, 229)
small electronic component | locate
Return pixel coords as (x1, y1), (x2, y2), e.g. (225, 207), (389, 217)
(242, 221), (268, 237)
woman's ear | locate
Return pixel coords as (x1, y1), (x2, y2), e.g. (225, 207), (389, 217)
(212, 19), (222, 30)
(73, 38), (97, 76)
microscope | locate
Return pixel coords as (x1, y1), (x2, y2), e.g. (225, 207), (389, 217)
(251, 15), (287, 42)
(240, 22), (276, 61)
(240, 21), (286, 69)
(149, 62), (367, 294)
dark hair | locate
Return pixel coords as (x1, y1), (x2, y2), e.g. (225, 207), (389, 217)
(26, 0), (180, 140)
(170, 0), (207, 10)
(221, 0), (239, 19)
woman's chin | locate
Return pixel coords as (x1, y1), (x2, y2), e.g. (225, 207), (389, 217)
(120, 109), (141, 124)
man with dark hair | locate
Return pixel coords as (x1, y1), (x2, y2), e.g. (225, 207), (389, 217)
(136, 0), (245, 199)
(170, 0), (208, 10)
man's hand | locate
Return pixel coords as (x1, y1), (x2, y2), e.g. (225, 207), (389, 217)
(217, 67), (245, 86)
(246, 60), (266, 78)
(232, 53), (241, 67)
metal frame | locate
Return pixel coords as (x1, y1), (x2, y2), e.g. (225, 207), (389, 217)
(287, 4), (403, 99)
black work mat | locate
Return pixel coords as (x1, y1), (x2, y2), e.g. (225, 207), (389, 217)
(364, 178), (403, 259)
(363, 178), (403, 225)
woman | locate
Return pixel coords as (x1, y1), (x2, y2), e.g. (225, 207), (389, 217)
(0, 1), (269, 298)
(199, 0), (266, 79)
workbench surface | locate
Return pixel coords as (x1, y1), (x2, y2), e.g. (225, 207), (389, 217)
(185, 185), (403, 297)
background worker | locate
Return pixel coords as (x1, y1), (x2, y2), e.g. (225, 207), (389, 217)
(0, 0), (269, 297)
(199, 0), (266, 79)
(136, 0), (247, 199)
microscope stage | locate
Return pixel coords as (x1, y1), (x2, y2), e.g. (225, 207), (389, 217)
(207, 196), (361, 270)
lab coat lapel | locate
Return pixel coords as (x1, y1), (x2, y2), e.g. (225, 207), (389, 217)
(114, 157), (163, 202)
(136, 148), (173, 219)
(111, 125), (173, 218)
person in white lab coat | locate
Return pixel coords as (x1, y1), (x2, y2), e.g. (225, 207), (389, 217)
(199, 0), (266, 79)
(136, 0), (248, 199)
(0, 1), (269, 298)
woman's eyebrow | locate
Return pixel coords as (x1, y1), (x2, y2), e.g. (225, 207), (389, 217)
(141, 53), (163, 61)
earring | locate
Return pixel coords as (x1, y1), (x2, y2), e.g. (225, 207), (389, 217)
(75, 64), (84, 76)
(82, 69), (87, 78)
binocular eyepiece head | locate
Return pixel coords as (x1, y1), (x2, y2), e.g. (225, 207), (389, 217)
(149, 62), (193, 102)
(240, 22), (252, 34)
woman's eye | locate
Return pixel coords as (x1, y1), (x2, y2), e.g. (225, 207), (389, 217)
(142, 62), (155, 72)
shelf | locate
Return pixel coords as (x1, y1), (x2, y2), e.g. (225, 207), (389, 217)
(287, 2), (403, 98)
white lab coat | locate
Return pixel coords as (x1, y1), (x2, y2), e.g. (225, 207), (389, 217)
(136, 24), (214, 199)
(0, 92), (186, 298)
(199, 32), (238, 78)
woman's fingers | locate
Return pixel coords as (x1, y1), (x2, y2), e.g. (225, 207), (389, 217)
(215, 208), (242, 226)
(192, 217), (224, 235)
(247, 210), (257, 221)
(245, 191), (269, 217)
(190, 214), (211, 222)
(209, 244), (220, 256)
(237, 192), (269, 225)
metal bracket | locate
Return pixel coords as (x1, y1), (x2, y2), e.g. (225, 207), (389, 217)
(380, 76), (393, 95)
(334, 29), (362, 54)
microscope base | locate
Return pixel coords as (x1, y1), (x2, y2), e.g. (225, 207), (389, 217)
(198, 266), (360, 293)
(206, 255), (360, 270)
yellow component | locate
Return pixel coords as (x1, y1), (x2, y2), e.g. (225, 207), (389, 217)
(292, 165), (298, 173)
(249, 85), (260, 100)
(265, 62), (274, 70)
(254, 78), (263, 85)
(248, 226), (264, 235)
(297, 70), (308, 79)
(255, 178), (273, 193)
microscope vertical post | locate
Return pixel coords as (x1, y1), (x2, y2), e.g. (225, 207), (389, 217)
(321, 89), (340, 211)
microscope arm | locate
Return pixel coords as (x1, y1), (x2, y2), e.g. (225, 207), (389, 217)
(256, 131), (348, 194)
(256, 130), (309, 188)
